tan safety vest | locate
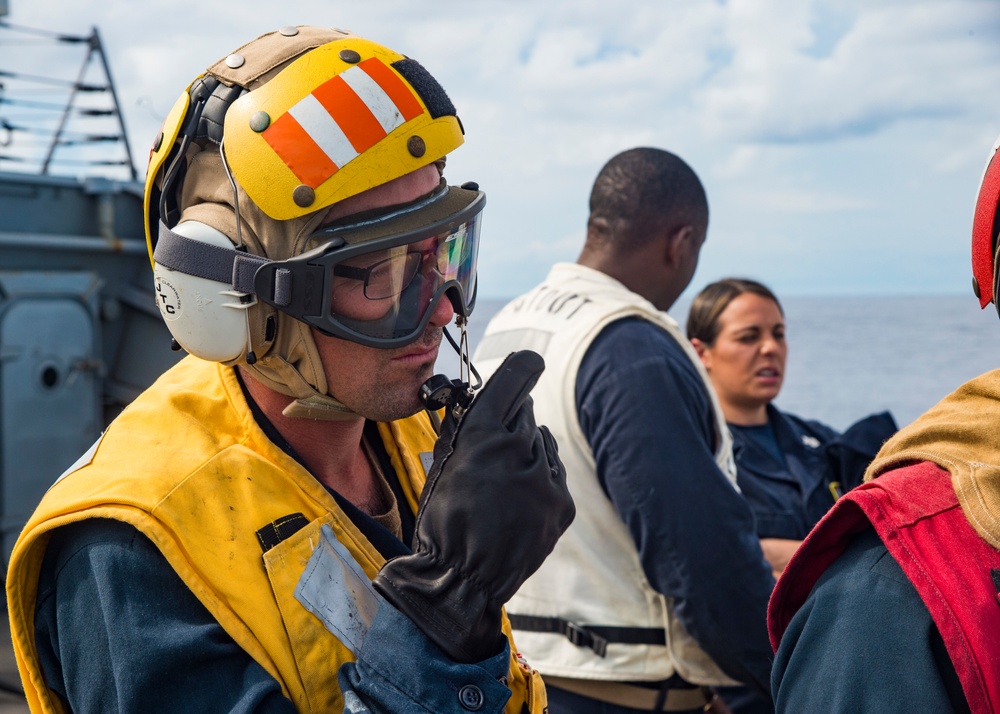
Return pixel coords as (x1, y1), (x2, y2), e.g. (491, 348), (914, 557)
(7, 356), (544, 713)
(474, 263), (738, 685)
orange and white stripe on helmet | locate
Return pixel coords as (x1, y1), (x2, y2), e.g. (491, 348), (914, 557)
(261, 57), (424, 190)
(224, 38), (463, 221)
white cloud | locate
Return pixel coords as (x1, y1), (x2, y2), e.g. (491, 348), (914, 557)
(701, 0), (1000, 142)
(2, 0), (999, 299)
(735, 187), (872, 213)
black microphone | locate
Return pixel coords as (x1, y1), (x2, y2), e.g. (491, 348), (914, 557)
(418, 325), (481, 411)
(419, 374), (474, 411)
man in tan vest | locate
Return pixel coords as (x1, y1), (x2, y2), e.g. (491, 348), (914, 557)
(475, 148), (776, 714)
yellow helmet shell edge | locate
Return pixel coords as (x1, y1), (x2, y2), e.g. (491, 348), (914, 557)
(143, 88), (193, 267)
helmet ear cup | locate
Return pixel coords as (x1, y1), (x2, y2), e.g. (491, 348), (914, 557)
(153, 221), (250, 362)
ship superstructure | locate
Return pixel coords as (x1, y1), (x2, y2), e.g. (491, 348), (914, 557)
(0, 12), (180, 563)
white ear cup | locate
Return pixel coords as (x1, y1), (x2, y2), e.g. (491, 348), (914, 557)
(153, 221), (250, 362)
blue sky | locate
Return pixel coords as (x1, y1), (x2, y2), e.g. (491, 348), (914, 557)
(3, 0), (1000, 299)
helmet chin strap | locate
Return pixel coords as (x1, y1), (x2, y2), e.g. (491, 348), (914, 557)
(281, 392), (361, 420)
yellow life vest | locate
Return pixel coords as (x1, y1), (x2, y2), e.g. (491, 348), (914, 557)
(7, 356), (544, 713)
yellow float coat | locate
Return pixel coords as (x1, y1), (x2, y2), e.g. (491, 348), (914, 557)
(7, 356), (543, 713)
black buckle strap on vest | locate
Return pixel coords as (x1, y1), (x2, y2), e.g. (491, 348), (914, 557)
(508, 614), (666, 658)
(256, 513), (310, 553)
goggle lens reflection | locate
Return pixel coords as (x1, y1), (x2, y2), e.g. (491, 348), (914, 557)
(324, 213), (480, 341)
(331, 219), (476, 304)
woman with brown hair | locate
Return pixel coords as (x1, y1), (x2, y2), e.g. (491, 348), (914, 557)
(687, 278), (896, 577)
(687, 278), (895, 714)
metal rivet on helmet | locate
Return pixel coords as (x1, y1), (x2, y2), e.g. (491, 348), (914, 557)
(339, 48), (361, 64)
(407, 135), (426, 158)
(225, 53), (246, 69)
(152, 130), (163, 153)
(279, 26), (299, 37)
(974, 276), (982, 299)
(250, 112), (271, 133)
(292, 185), (316, 208)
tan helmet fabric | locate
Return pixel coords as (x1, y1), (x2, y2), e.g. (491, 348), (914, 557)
(177, 146), (346, 415)
(865, 369), (1000, 550)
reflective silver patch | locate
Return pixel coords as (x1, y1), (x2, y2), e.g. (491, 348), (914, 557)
(342, 690), (366, 713)
(54, 434), (104, 485)
(294, 524), (382, 655)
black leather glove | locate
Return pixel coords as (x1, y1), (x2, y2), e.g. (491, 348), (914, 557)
(373, 350), (575, 663)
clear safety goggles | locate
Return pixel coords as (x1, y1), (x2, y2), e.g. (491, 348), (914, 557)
(253, 181), (483, 348)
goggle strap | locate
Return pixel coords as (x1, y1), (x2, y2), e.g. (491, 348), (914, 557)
(271, 268), (294, 307)
(154, 221), (288, 301)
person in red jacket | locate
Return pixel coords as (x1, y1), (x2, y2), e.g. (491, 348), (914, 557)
(767, 135), (1000, 713)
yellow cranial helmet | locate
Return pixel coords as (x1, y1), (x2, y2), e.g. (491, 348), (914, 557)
(142, 26), (478, 419)
(145, 26), (465, 246)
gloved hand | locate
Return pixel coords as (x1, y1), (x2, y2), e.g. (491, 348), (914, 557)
(373, 350), (575, 663)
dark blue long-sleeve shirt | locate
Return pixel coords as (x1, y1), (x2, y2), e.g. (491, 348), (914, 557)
(574, 317), (776, 697)
(771, 528), (969, 713)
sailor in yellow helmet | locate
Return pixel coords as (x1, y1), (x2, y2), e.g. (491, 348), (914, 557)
(6, 25), (574, 714)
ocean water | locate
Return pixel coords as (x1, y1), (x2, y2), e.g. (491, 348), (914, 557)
(435, 294), (1000, 431)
